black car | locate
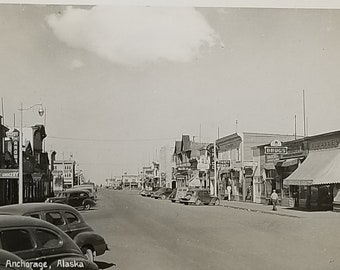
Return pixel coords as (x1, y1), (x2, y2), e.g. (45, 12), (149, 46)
(0, 203), (108, 262)
(148, 187), (161, 198)
(153, 188), (173, 200)
(0, 215), (98, 270)
(46, 190), (96, 210)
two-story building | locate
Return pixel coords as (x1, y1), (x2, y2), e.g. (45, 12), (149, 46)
(173, 135), (207, 188)
(216, 132), (298, 201)
(52, 159), (76, 190)
(0, 122), (52, 205)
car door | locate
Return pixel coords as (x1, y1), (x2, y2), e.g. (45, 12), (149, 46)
(43, 211), (68, 232)
(0, 228), (40, 261)
(202, 191), (210, 204)
(32, 227), (65, 264)
(63, 211), (89, 239)
(68, 192), (81, 207)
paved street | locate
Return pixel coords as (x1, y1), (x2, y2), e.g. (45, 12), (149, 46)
(83, 189), (340, 270)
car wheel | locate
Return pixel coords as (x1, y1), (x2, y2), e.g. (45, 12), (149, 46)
(214, 198), (220, 206)
(83, 203), (91, 210)
(195, 199), (201, 206)
(82, 247), (94, 262)
(161, 195), (166, 200)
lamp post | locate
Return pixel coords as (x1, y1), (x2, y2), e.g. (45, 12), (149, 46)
(18, 103), (44, 204)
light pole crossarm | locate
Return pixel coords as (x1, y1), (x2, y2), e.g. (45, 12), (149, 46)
(18, 103), (43, 111)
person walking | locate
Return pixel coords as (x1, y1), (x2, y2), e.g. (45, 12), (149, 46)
(226, 185), (232, 201)
(271, 190), (279, 211)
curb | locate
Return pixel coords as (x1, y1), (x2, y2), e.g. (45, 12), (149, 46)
(220, 204), (301, 218)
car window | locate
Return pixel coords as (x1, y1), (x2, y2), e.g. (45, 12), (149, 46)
(64, 212), (80, 224)
(25, 212), (41, 219)
(45, 212), (65, 226)
(35, 229), (62, 249)
(1, 229), (35, 252)
(69, 193), (78, 198)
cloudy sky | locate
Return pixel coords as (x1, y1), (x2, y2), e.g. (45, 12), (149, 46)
(1, 4), (340, 184)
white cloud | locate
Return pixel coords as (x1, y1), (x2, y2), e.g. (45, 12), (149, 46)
(47, 6), (219, 66)
(70, 59), (84, 69)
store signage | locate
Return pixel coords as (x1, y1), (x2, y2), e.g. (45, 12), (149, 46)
(217, 159), (231, 168)
(6, 131), (19, 138)
(270, 140), (283, 147)
(310, 139), (340, 150)
(0, 169), (19, 179)
(264, 146), (288, 154)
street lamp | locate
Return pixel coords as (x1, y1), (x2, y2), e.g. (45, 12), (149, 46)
(18, 103), (44, 204)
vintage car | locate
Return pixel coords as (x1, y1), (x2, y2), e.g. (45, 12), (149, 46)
(45, 190), (96, 210)
(180, 189), (220, 206)
(148, 187), (161, 198)
(171, 187), (192, 203)
(153, 188), (173, 200)
(0, 203), (108, 262)
(70, 185), (97, 201)
(0, 215), (98, 270)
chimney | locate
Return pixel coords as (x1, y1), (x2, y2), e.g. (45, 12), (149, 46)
(51, 151), (56, 172)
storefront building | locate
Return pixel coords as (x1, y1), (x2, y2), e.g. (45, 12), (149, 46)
(283, 130), (340, 210)
(0, 123), (52, 205)
(217, 132), (298, 201)
(173, 135), (207, 189)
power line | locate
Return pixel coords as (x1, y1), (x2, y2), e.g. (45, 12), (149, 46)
(48, 135), (178, 143)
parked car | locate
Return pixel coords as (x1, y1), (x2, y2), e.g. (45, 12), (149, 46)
(71, 185), (97, 201)
(145, 187), (160, 197)
(171, 187), (190, 203)
(0, 215), (98, 270)
(0, 203), (108, 262)
(153, 188), (173, 200)
(45, 190), (96, 210)
(180, 189), (220, 206)
(149, 187), (162, 198)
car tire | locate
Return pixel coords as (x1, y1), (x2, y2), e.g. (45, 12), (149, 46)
(195, 199), (201, 206)
(214, 198), (220, 206)
(161, 195), (166, 200)
(82, 247), (94, 262)
(83, 203), (91, 210)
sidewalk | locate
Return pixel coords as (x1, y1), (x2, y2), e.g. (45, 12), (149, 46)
(219, 200), (340, 219)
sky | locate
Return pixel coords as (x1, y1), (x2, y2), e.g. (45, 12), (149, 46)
(1, 3), (340, 184)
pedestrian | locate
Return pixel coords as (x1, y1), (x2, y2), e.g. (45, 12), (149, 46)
(226, 185), (232, 201)
(271, 190), (279, 211)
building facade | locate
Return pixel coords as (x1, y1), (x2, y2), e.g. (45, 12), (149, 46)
(216, 132), (298, 201)
(52, 159), (76, 190)
(0, 122), (52, 205)
(173, 135), (207, 189)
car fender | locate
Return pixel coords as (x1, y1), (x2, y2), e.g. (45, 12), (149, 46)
(82, 199), (96, 207)
(73, 232), (107, 256)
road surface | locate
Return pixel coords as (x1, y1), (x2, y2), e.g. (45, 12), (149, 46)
(82, 189), (340, 270)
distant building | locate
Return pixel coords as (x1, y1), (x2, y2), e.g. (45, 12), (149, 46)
(159, 145), (175, 188)
(122, 173), (140, 190)
(52, 160), (76, 190)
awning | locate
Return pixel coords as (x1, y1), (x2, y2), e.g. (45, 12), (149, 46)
(264, 163), (276, 170)
(283, 148), (340, 186)
(281, 158), (299, 167)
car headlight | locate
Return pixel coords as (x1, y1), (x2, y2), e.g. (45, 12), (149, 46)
(45, 198), (50, 203)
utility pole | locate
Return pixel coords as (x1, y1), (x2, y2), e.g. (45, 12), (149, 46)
(303, 89), (306, 137)
(294, 115), (297, 140)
